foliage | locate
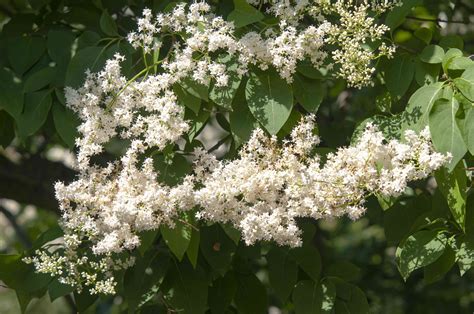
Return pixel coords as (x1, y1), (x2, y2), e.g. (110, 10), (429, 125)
(0, 0), (473, 313)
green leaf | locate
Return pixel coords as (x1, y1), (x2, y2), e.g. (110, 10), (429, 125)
(77, 31), (101, 50)
(336, 285), (369, 314)
(209, 54), (242, 110)
(429, 97), (467, 170)
(442, 48), (463, 73)
(383, 197), (429, 244)
(216, 112), (230, 131)
(0, 111), (15, 148)
(385, 0), (422, 31)
(230, 83), (258, 145)
(28, 0), (50, 10)
(291, 245), (321, 282)
(423, 245), (456, 284)
(30, 224), (63, 251)
(353, 114), (403, 143)
(220, 223), (241, 245)
(23, 66), (56, 92)
(376, 194), (398, 211)
(447, 57), (474, 71)
(267, 247), (298, 302)
(401, 82), (443, 133)
(74, 290), (98, 313)
(227, 0), (264, 28)
(161, 219), (192, 261)
(186, 226), (200, 268)
(174, 83), (201, 115)
(277, 108), (303, 138)
(415, 59), (440, 86)
(104, 41), (133, 76)
(153, 153), (191, 185)
(0, 255), (51, 312)
(200, 224), (237, 275)
(419, 45), (445, 64)
(396, 230), (447, 280)
(138, 229), (159, 256)
(327, 278), (368, 314)
(234, 273), (268, 314)
(439, 35), (464, 50)
(326, 261), (361, 282)
(454, 65), (474, 102)
(0, 255), (25, 289)
(297, 62), (328, 80)
(435, 162), (467, 232)
(0, 68), (24, 119)
(16, 90), (53, 139)
(299, 220), (317, 245)
(47, 29), (75, 63)
(208, 272), (237, 314)
(187, 108), (210, 141)
(16, 291), (33, 314)
(7, 36), (45, 74)
(293, 74), (324, 113)
(385, 55), (415, 98)
(166, 261), (208, 314)
(454, 236), (474, 275)
(66, 46), (108, 88)
(375, 91), (392, 113)
(245, 70), (293, 135)
(182, 214), (201, 268)
(181, 78), (209, 101)
(465, 104), (474, 155)
(124, 251), (170, 312)
(100, 10), (119, 37)
(48, 279), (74, 302)
(414, 27), (432, 44)
(52, 102), (80, 148)
(293, 280), (336, 314)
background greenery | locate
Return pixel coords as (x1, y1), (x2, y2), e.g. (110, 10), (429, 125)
(0, 0), (473, 313)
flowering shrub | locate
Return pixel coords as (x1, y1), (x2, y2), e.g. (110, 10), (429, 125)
(0, 0), (473, 313)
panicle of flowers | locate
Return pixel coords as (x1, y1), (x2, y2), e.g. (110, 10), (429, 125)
(30, 115), (449, 294)
(65, 53), (189, 169)
(55, 141), (196, 256)
(27, 138), (195, 295)
(323, 0), (395, 87)
(126, 1), (396, 87)
(23, 246), (130, 295)
(194, 118), (450, 246)
(127, 8), (160, 53)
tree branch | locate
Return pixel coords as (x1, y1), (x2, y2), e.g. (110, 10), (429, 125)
(406, 16), (469, 25)
(0, 155), (76, 215)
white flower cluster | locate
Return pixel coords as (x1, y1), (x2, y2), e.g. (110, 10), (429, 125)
(324, 1), (397, 87)
(65, 54), (189, 169)
(194, 117), (450, 246)
(256, 0), (401, 22)
(28, 116), (449, 294)
(27, 1), (437, 296)
(127, 1), (396, 87)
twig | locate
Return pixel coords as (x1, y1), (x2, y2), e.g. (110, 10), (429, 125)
(406, 16), (469, 25)
(458, 1), (474, 14)
(395, 43), (417, 54)
(177, 218), (199, 232)
(207, 134), (231, 153)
